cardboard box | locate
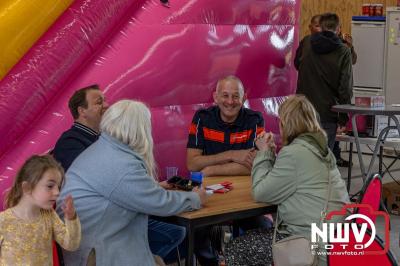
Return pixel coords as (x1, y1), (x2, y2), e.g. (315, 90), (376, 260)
(355, 95), (385, 108)
(383, 181), (400, 215)
(374, 115), (400, 137)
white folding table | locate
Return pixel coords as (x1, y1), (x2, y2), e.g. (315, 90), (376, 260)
(332, 104), (400, 183)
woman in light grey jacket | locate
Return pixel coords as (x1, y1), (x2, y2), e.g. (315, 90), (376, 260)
(225, 95), (349, 265)
(57, 100), (206, 266)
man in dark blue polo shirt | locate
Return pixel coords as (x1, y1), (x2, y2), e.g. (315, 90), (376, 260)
(187, 75), (264, 177)
(53, 85), (108, 170)
(186, 76), (270, 265)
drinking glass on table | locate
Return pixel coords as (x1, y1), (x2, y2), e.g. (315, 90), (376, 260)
(166, 166), (178, 179)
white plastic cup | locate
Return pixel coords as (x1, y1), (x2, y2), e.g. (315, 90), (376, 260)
(166, 166), (178, 179)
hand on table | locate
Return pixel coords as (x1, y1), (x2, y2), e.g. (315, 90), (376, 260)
(230, 149), (257, 169)
(193, 187), (207, 205)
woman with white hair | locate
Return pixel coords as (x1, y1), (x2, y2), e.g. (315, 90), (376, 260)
(57, 100), (206, 266)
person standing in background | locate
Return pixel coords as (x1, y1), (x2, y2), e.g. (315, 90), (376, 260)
(333, 30), (357, 167)
(296, 12), (353, 150)
(295, 14), (358, 167)
(294, 14), (321, 70)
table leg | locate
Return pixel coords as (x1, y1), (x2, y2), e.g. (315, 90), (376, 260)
(379, 146), (383, 175)
(347, 142), (353, 192)
(390, 115), (400, 136)
(186, 223), (195, 266)
(366, 126), (391, 179)
(352, 114), (367, 181)
(232, 223), (240, 238)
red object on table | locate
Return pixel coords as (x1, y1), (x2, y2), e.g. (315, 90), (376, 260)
(214, 181), (233, 193)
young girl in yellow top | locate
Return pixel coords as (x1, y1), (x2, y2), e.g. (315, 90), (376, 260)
(0, 155), (81, 266)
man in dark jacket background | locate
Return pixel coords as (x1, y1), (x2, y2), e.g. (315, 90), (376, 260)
(294, 14), (321, 70)
(296, 12), (353, 150)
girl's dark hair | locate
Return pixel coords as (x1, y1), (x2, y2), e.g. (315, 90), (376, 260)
(5, 155), (64, 209)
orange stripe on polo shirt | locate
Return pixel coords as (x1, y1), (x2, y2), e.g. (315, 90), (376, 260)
(203, 127), (225, 143)
(189, 123), (197, 135)
(230, 130), (253, 144)
(256, 127), (265, 135)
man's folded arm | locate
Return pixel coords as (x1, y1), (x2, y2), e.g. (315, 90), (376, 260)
(202, 162), (250, 177)
(186, 148), (232, 172)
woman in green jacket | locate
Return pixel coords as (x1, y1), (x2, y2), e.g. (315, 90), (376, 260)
(225, 95), (349, 265)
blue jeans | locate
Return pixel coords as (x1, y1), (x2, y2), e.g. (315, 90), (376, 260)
(148, 219), (186, 260)
(233, 215), (273, 237)
(321, 122), (337, 152)
(194, 215), (272, 264)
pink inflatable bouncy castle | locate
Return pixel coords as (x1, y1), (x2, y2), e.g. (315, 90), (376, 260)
(0, 0), (300, 209)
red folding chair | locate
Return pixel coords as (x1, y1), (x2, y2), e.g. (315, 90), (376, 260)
(53, 242), (61, 266)
(355, 173), (383, 225)
(52, 201), (63, 266)
(327, 174), (396, 265)
(327, 227), (397, 266)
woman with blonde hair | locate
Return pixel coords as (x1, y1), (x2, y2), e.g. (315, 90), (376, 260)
(57, 99), (206, 266)
(225, 95), (349, 265)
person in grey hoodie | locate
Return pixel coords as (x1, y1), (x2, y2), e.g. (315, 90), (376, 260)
(57, 100), (207, 266)
(225, 95), (349, 266)
(296, 12), (353, 151)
